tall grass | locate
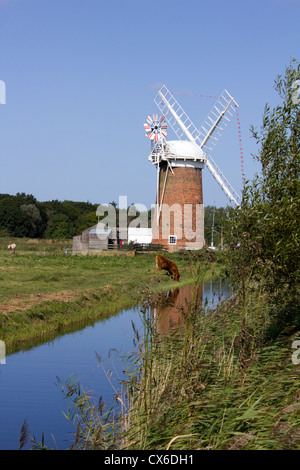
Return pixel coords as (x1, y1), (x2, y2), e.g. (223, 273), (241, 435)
(116, 251), (300, 451)
(28, 269), (300, 450)
(22, 245), (300, 450)
(119, 286), (300, 450)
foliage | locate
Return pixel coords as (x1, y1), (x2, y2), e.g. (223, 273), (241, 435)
(0, 193), (47, 238)
(204, 205), (233, 248)
(44, 213), (75, 239)
(120, 292), (300, 451)
(0, 191), (229, 241)
(0, 194), (98, 239)
(48, 284), (300, 451)
(227, 60), (300, 319)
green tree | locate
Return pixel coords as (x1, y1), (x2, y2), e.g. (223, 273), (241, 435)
(228, 59), (300, 317)
(204, 205), (232, 248)
(20, 204), (43, 237)
(0, 193), (47, 238)
(44, 213), (75, 239)
(77, 211), (98, 234)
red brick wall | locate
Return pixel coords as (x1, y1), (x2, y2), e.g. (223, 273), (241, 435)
(152, 162), (204, 250)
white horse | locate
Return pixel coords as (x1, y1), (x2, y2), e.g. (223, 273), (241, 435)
(8, 243), (16, 254)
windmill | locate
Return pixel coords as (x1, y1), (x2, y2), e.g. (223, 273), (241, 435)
(144, 85), (241, 251)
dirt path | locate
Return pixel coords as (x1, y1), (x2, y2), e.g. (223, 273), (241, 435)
(0, 290), (82, 314)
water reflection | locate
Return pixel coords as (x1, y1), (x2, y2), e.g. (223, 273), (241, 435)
(152, 278), (231, 335)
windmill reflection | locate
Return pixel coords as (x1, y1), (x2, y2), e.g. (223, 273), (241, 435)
(152, 284), (204, 335)
(152, 278), (232, 335)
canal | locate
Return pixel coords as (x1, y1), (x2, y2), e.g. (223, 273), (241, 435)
(0, 278), (232, 450)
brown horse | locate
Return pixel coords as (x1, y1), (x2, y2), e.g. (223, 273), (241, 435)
(155, 254), (180, 281)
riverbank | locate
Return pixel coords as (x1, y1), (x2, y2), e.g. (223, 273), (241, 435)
(119, 282), (300, 450)
(4, 240), (299, 451)
(0, 239), (225, 353)
(39, 271), (300, 451)
(106, 287), (300, 450)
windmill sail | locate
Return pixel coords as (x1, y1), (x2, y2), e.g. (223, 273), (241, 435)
(155, 86), (201, 143)
(196, 90), (238, 152)
(155, 85), (241, 206)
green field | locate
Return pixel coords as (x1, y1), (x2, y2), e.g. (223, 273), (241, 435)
(0, 238), (224, 352)
(2, 239), (300, 451)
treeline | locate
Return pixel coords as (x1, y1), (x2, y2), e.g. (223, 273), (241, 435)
(0, 193), (98, 239)
(0, 192), (232, 243)
(0, 194), (155, 239)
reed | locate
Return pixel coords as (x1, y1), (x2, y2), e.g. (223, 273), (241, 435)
(30, 273), (300, 450)
(118, 277), (300, 450)
(23, 244), (300, 450)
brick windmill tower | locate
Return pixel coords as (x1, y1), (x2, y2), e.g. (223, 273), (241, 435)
(144, 85), (241, 251)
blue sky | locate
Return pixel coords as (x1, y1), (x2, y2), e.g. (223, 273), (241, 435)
(0, 0), (299, 209)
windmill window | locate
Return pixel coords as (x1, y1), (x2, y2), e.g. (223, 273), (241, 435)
(169, 235), (177, 245)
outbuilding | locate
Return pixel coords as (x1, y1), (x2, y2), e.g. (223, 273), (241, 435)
(72, 224), (114, 253)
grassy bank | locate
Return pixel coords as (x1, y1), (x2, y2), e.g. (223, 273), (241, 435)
(0, 238), (225, 353)
(119, 283), (300, 450)
(14, 240), (299, 450)
(60, 281), (300, 451)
